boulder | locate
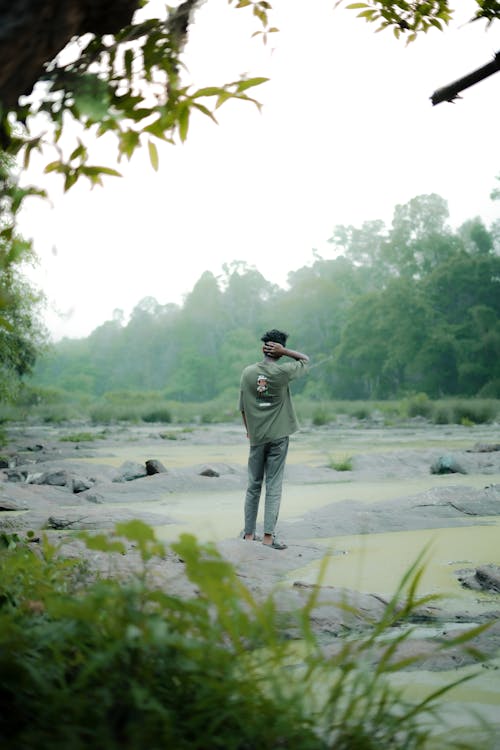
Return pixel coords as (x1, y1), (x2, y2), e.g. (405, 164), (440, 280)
(458, 565), (500, 593)
(0, 497), (28, 511)
(145, 459), (167, 476)
(199, 467), (220, 477)
(28, 469), (71, 487)
(113, 461), (148, 482)
(72, 477), (95, 493)
(430, 454), (467, 475)
(467, 443), (500, 453)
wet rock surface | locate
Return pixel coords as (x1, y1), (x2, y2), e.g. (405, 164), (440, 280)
(1, 420), (500, 674)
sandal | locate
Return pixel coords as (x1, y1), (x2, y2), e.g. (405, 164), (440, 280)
(262, 539), (287, 550)
(241, 532), (262, 541)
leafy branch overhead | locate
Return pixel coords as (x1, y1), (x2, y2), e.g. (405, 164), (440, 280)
(339, 1), (500, 101)
(1, 0), (272, 191)
(340, 0), (500, 40)
(1, 0), (500, 194)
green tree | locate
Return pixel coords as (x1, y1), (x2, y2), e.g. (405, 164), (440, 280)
(328, 220), (391, 288)
(221, 261), (276, 332)
(458, 217), (495, 256)
(163, 272), (226, 400)
(0, 155), (46, 400)
(383, 194), (461, 278)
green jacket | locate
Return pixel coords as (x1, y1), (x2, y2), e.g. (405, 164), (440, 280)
(239, 359), (308, 446)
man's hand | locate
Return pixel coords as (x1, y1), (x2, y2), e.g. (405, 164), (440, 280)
(263, 341), (284, 358)
(263, 341), (309, 362)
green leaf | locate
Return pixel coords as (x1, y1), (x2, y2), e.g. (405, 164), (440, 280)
(192, 86), (226, 98)
(81, 533), (126, 555)
(346, 2), (368, 7)
(0, 316), (14, 332)
(63, 170), (78, 192)
(44, 161), (64, 174)
(124, 48), (134, 79)
(191, 102), (218, 123)
(215, 91), (232, 109)
(69, 142), (87, 162)
(72, 74), (110, 121)
(235, 77), (269, 92)
(148, 139), (159, 171)
(22, 138), (42, 170)
(178, 105), (190, 142)
(114, 519), (156, 544)
(91, 166), (122, 177)
(119, 129), (141, 160)
(253, 6), (268, 25)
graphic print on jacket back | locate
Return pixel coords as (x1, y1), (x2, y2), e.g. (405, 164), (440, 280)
(256, 373), (272, 407)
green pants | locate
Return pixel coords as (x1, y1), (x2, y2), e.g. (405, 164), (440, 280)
(244, 436), (289, 537)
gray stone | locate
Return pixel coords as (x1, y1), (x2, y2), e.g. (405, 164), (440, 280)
(82, 492), (104, 504)
(145, 459), (167, 475)
(72, 477), (94, 493)
(0, 497), (28, 511)
(29, 470), (71, 487)
(467, 443), (500, 453)
(458, 565), (500, 593)
(430, 454), (467, 475)
(113, 461), (148, 482)
(199, 467), (220, 477)
(5, 469), (27, 483)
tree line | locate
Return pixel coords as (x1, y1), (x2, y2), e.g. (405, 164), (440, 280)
(29, 192), (500, 402)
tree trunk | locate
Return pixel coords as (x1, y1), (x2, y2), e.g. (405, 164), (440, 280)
(0, 0), (139, 110)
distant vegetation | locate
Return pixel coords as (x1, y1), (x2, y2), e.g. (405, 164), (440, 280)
(25, 192), (500, 406)
(1, 385), (499, 432)
(2, 190), (500, 420)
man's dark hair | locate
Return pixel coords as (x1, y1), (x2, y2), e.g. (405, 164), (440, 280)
(261, 329), (288, 346)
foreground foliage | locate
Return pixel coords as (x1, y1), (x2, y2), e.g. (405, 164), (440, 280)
(0, 522), (494, 749)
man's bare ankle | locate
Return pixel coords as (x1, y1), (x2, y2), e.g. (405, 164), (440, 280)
(263, 533), (273, 545)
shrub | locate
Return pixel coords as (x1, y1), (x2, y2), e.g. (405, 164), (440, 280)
(60, 431), (107, 443)
(350, 405), (371, 420)
(312, 405), (331, 426)
(432, 404), (454, 425)
(0, 525), (492, 750)
(431, 399), (498, 426)
(89, 403), (142, 424)
(405, 392), (433, 419)
(479, 380), (500, 399)
(141, 406), (172, 423)
(16, 385), (71, 406)
(452, 399), (497, 425)
(327, 454), (353, 471)
(159, 431), (178, 440)
(38, 403), (82, 423)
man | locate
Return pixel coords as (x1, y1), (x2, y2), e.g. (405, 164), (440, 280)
(239, 329), (309, 550)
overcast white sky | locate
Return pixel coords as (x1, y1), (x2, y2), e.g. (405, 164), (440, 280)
(18, 0), (500, 340)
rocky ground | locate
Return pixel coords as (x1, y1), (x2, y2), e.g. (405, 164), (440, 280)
(1, 419), (500, 737)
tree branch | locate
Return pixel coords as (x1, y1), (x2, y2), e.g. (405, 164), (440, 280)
(431, 51), (500, 105)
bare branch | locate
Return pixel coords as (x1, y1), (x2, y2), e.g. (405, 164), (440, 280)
(431, 51), (500, 105)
